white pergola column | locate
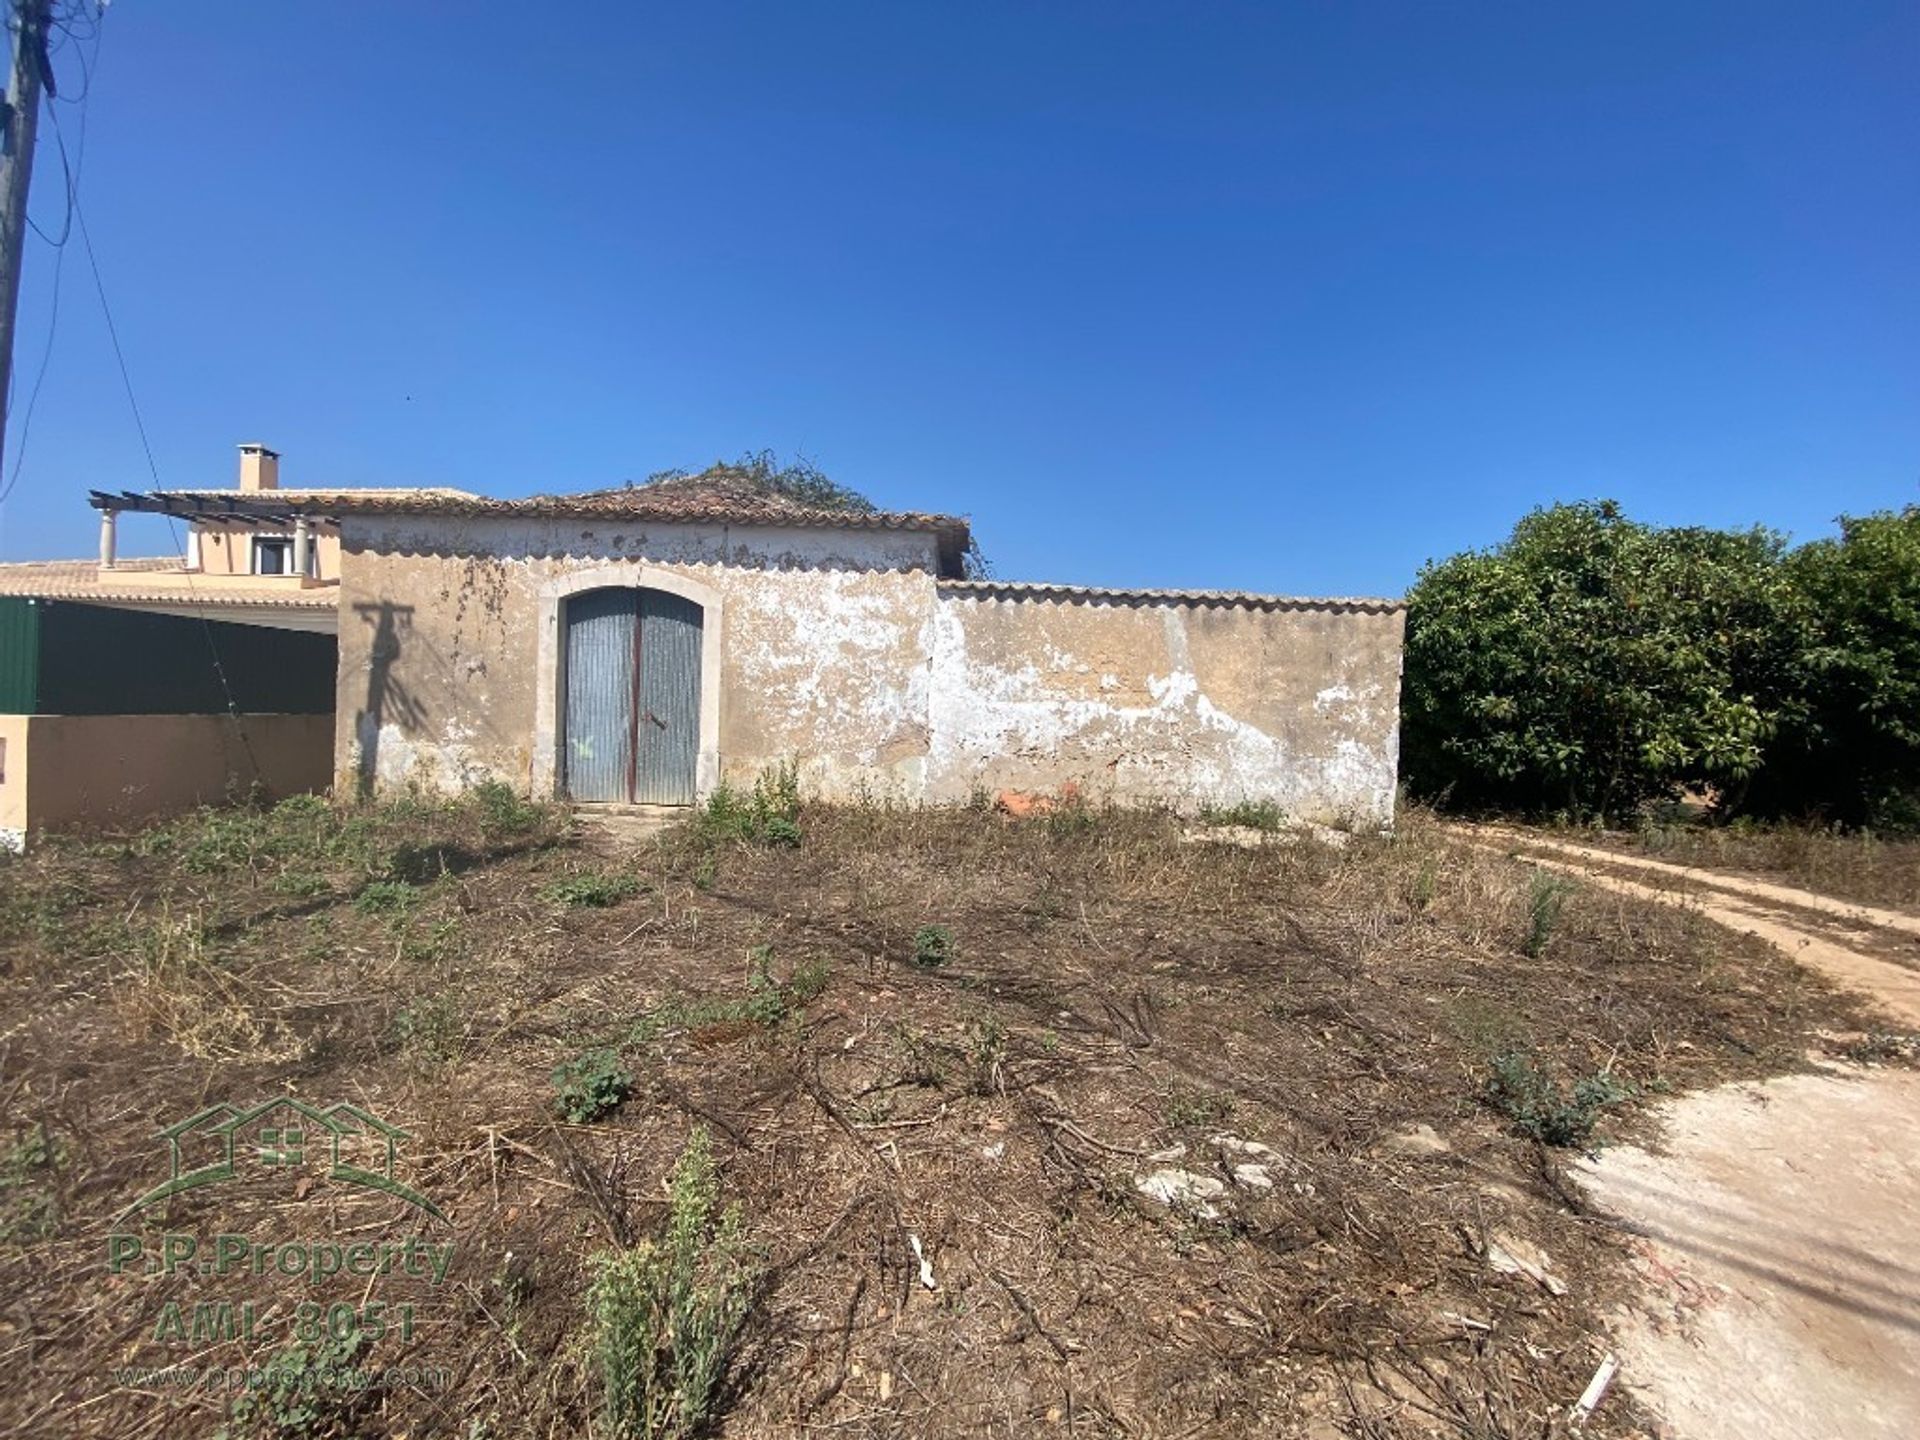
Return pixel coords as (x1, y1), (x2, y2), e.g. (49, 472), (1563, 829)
(293, 515), (312, 578)
(98, 508), (117, 568)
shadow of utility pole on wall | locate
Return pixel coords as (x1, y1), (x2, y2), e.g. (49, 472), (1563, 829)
(350, 601), (422, 800)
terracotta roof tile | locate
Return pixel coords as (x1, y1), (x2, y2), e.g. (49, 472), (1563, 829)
(0, 558), (337, 609)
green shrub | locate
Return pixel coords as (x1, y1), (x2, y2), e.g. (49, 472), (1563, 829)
(542, 870), (643, 908)
(911, 924), (954, 968)
(1523, 871), (1571, 958)
(1402, 500), (1800, 821)
(219, 1329), (367, 1438)
(470, 779), (547, 836)
(553, 1049), (635, 1124)
(1486, 1051), (1628, 1148)
(393, 995), (463, 1065)
(693, 765), (803, 847)
(353, 879), (418, 916)
(759, 815), (802, 848)
(589, 1128), (759, 1440)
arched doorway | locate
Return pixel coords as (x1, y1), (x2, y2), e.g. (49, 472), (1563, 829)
(562, 587), (704, 804)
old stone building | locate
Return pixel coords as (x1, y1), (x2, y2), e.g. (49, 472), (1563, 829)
(3, 458), (1405, 837)
(312, 474), (1407, 826)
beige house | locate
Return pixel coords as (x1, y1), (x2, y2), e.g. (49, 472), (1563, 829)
(0, 446), (461, 844)
(6, 450), (1408, 833)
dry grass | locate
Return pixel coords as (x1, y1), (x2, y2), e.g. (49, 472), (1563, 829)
(0, 794), (1894, 1439)
(1584, 821), (1920, 912)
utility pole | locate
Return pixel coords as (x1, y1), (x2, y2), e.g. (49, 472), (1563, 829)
(0, 0), (50, 472)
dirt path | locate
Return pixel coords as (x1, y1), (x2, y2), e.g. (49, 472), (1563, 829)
(1471, 829), (1920, 1440)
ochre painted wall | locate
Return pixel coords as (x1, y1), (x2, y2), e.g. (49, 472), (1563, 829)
(1, 713), (333, 844)
(195, 523), (343, 579)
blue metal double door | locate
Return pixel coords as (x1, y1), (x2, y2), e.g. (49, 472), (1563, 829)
(562, 588), (703, 805)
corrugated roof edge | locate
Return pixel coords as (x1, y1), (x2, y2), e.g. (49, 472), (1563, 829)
(0, 585), (337, 608)
(935, 578), (1405, 614)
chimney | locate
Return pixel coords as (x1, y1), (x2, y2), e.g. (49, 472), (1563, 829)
(238, 442), (280, 492)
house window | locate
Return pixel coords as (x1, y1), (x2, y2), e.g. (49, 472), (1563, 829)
(252, 536), (317, 577)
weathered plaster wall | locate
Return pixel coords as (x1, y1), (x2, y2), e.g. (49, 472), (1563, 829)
(333, 517), (941, 801)
(926, 590), (1406, 826)
(333, 515), (1405, 824)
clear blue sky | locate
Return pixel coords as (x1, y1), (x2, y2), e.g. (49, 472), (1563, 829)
(0, 1), (1913, 597)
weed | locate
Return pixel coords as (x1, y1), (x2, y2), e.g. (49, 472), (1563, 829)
(589, 1128), (760, 1440)
(1523, 871), (1571, 958)
(1163, 1088), (1236, 1131)
(0, 1122), (64, 1244)
(621, 956), (831, 1045)
(219, 1328), (368, 1438)
(353, 879), (419, 916)
(1486, 1050), (1628, 1148)
(1411, 856), (1438, 910)
(1199, 800), (1288, 831)
(1043, 795), (1099, 837)
(553, 1048), (635, 1124)
(965, 1015), (1009, 1094)
(911, 924), (954, 968)
(271, 869), (331, 900)
(542, 870), (643, 908)
(394, 995), (464, 1066)
(693, 764), (804, 848)
(399, 916), (465, 965)
(471, 780), (546, 836)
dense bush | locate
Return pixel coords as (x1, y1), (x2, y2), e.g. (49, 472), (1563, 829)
(1403, 500), (1917, 829)
(1751, 509), (1920, 829)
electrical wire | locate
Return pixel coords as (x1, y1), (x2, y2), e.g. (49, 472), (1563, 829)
(75, 190), (265, 781)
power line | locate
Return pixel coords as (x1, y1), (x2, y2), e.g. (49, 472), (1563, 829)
(76, 189), (265, 784)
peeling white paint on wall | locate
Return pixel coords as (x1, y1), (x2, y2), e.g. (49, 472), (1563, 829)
(336, 515), (1404, 825)
(925, 592), (1402, 826)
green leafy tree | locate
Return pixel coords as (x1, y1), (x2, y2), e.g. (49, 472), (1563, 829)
(1751, 507), (1920, 829)
(1402, 501), (1803, 821)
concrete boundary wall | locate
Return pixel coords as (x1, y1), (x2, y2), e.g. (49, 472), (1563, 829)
(925, 587), (1405, 826)
(0, 713), (333, 847)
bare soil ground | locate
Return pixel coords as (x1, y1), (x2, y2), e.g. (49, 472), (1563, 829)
(1481, 826), (1920, 1439)
(0, 796), (1901, 1439)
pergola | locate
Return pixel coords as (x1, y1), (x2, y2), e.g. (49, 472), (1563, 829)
(87, 489), (347, 570)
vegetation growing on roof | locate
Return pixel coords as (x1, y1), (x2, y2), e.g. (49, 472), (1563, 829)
(642, 450), (993, 578)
